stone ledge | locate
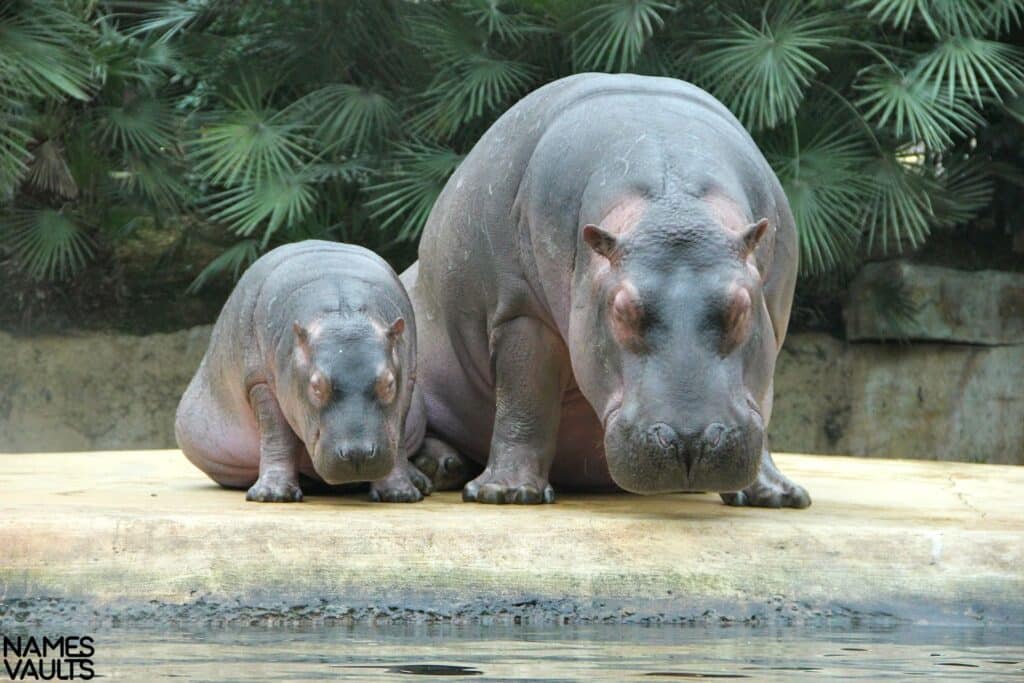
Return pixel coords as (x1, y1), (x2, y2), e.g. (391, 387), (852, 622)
(1, 450), (1021, 628)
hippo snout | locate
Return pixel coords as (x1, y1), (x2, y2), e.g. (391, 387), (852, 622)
(606, 416), (762, 494)
(645, 422), (734, 476)
(314, 442), (393, 484)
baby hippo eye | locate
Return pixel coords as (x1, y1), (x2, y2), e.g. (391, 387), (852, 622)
(376, 370), (397, 405)
(309, 370), (332, 406)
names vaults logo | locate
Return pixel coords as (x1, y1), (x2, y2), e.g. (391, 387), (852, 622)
(2, 636), (95, 681)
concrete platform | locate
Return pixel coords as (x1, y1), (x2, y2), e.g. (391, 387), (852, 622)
(1, 451), (1022, 628)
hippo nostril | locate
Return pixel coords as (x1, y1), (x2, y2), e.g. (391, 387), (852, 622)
(649, 422), (678, 450)
(703, 423), (726, 450)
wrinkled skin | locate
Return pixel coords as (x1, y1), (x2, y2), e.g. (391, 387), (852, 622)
(175, 240), (431, 503)
(404, 74), (809, 508)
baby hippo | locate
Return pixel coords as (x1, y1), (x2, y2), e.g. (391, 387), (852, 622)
(175, 240), (431, 503)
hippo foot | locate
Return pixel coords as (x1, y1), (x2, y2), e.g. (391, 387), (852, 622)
(720, 463), (810, 509)
(463, 470), (555, 505)
(411, 437), (478, 491)
(369, 460), (434, 503)
(246, 474), (304, 503)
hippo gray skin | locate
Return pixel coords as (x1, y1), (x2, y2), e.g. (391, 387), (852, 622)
(405, 73), (810, 508)
(175, 240), (431, 503)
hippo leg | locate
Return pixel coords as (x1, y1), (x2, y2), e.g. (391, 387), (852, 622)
(463, 317), (567, 505)
(369, 453), (434, 503)
(245, 384), (304, 503)
(720, 447), (811, 509)
(411, 436), (479, 491)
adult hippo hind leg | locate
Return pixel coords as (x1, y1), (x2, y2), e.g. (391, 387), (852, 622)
(412, 436), (480, 491)
(462, 317), (568, 504)
(720, 445), (811, 509)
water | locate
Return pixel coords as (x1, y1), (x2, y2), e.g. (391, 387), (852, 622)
(7, 624), (1020, 681)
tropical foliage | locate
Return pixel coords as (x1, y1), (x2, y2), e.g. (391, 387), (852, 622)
(1, 0), (1022, 294)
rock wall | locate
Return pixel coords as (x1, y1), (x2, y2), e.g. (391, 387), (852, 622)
(0, 326), (211, 453)
(0, 325), (1021, 464)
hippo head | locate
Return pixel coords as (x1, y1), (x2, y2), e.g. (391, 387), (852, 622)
(569, 196), (772, 494)
(289, 315), (407, 484)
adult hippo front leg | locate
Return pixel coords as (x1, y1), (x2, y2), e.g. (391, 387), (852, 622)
(721, 445), (811, 509)
(462, 316), (569, 504)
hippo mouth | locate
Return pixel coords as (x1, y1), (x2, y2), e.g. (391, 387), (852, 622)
(602, 408), (762, 494)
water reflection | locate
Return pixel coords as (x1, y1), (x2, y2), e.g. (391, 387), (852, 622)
(3, 623), (1020, 681)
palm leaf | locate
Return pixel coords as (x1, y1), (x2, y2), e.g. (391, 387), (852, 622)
(286, 84), (397, 154)
(0, 106), (32, 196)
(916, 37), (1024, 105)
(24, 139), (78, 199)
(186, 238), (260, 293)
(988, 0), (1024, 34)
(205, 177), (316, 245)
(570, 0), (674, 73)
(696, 8), (841, 131)
(0, 3), (93, 101)
(94, 97), (178, 155)
(458, 0), (547, 44)
(366, 143), (465, 241)
(765, 120), (873, 276)
(861, 153), (938, 254)
(2, 207), (93, 280)
(856, 65), (983, 149)
(851, 0), (991, 37)
(930, 157), (994, 227)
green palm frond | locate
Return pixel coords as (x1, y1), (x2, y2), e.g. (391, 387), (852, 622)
(696, 8), (841, 131)
(570, 0), (674, 73)
(190, 96), (311, 187)
(126, 0), (211, 44)
(930, 158), (994, 227)
(0, 107), (32, 195)
(94, 97), (178, 155)
(0, 2), (93, 101)
(988, 0), (1024, 35)
(416, 55), (537, 138)
(852, 0), (990, 37)
(458, 0), (546, 43)
(110, 156), (189, 210)
(287, 84), (397, 154)
(861, 153), (938, 254)
(367, 143), (465, 241)
(2, 207), (93, 280)
(186, 238), (260, 293)
(24, 140), (78, 199)
(205, 177), (316, 245)
(917, 38), (1024, 105)
(856, 66), (983, 149)
(765, 121), (873, 276)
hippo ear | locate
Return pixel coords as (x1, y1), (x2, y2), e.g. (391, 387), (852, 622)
(386, 317), (405, 345)
(582, 224), (618, 261)
(293, 321), (312, 357)
(740, 218), (769, 254)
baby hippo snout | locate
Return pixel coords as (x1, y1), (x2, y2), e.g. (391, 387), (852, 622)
(316, 442), (392, 484)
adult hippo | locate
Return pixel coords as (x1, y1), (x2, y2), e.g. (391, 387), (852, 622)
(405, 73), (810, 508)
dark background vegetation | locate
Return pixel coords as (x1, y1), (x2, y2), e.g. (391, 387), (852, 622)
(1, 0), (1022, 334)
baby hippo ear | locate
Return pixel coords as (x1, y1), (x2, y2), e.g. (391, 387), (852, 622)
(386, 317), (405, 346)
(740, 218), (770, 255)
(293, 321), (312, 358)
(582, 224), (619, 261)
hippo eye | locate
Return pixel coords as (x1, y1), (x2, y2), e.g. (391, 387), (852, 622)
(309, 370), (332, 405)
(718, 286), (752, 354)
(608, 283), (647, 351)
(376, 370), (397, 405)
